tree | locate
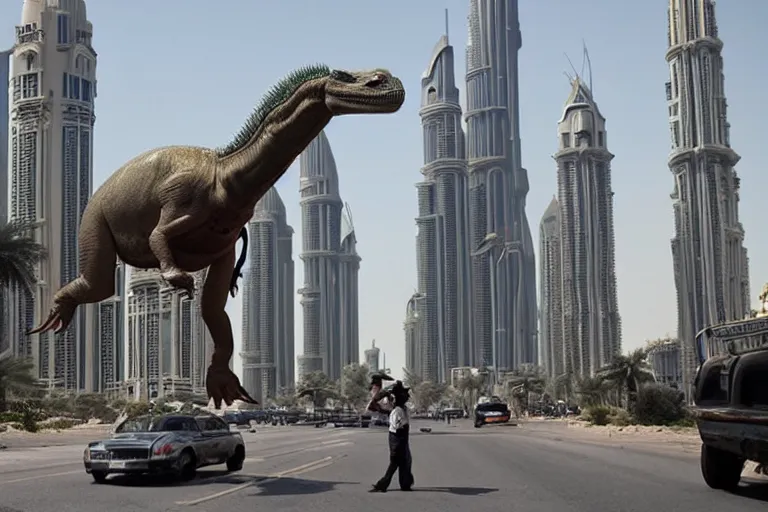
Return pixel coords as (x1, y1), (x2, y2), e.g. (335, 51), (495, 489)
(597, 348), (656, 408)
(411, 381), (446, 412)
(0, 221), (46, 293)
(272, 387), (299, 408)
(456, 373), (486, 411)
(402, 368), (422, 389)
(340, 363), (370, 412)
(503, 366), (547, 415)
(574, 375), (609, 407)
(296, 371), (338, 409)
(0, 356), (39, 412)
(553, 372), (575, 403)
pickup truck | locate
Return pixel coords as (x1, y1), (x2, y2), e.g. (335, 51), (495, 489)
(691, 315), (768, 491)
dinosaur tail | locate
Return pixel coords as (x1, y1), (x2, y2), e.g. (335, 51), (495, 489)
(229, 226), (248, 297)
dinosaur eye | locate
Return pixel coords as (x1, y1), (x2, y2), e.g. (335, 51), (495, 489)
(330, 70), (356, 83)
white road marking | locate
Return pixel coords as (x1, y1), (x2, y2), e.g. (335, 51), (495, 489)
(1, 469), (82, 484)
(176, 456), (336, 506)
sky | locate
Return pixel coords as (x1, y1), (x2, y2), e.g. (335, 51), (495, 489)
(2, 1), (766, 381)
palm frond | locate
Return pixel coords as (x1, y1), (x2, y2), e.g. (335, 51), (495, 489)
(0, 221), (46, 294)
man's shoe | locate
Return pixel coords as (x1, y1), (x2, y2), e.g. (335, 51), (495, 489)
(369, 485), (386, 493)
(400, 487), (413, 491)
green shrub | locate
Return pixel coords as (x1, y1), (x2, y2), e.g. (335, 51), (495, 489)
(0, 412), (23, 423)
(634, 383), (686, 426)
(582, 405), (612, 425)
(40, 418), (81, 430)
(608, 407), (633, 426)
(124, 401), (152, 419)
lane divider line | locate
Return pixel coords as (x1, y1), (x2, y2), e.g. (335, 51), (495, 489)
(176, 456), (337, 506)
(1, 469), (82, 484)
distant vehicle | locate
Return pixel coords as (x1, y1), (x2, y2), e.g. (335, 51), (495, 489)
(83, 412), (245, 484)
(474, 396), (511, 428)
(691, 313), (768, 492)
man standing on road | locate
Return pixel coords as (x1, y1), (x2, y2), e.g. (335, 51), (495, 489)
(369, 381), (414, 492)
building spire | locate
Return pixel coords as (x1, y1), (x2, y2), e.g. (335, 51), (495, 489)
(444, 8), (449, 42)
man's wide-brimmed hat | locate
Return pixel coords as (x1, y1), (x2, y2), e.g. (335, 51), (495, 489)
(389, 380), (410, 396)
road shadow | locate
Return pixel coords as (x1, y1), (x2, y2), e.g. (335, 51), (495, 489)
(104, 469), (256, 487)
(248, 477), (358, 496)
(411, 486), (498, 496)
(734, 480), (768, 502)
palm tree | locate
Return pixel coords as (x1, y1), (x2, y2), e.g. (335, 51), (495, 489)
(296, 371), (338, 409)
(597, 348), (656, 408)
(0, 221), (46, 293)
(574, 375), (609, 407)
(503, 367), (547, 414)
(0, 356), (39, 411)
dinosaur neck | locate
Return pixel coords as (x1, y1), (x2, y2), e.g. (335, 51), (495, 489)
(218, 84), (332, 206)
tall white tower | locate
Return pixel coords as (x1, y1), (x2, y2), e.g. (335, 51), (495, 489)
(7, 0), (96, 390)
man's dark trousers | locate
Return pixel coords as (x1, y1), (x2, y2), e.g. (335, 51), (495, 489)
(375, 431), (414, 490)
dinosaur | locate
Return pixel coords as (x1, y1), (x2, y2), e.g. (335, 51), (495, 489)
(28, 65), (405, 408)
(229, 227), (248, 298)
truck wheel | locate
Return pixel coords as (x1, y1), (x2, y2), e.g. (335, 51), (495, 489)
(91, 470), (108, 484)
(700, 444), (743, 491)
(226, 445), (245, 472)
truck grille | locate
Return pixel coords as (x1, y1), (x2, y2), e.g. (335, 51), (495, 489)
(109, 448), (150, 460)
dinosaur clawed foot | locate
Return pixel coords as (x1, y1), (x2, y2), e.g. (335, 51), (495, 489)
(229, 272), (242, 298)
(161, 269), (196, 299)
(27, 303), (75, 335)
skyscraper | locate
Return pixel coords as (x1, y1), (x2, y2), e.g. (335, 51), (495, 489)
(339, 203), (360, 367)
(364, 340), (380, 373)
(666, 0), (750, 397)
(465, 0), (537, 374)
(538, 197), (563, 381)
(92, 262), (125, 394)
(415, 23), (473, 383)
(403, 294), (423, 376)
(0, 49), (11, 358)
(7, 0), (97, 390)
(554, 78), (621, 377)
(240, 187), (295, 404)
(298, 131), (359, 381)
(126, 269), (209, 400)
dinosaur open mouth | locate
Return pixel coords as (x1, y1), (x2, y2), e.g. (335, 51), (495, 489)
(364, 73), (388, 88)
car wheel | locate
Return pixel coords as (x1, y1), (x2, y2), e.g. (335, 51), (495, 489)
(700, 444), (744, 491)
(176, 449), (197, 482)
(91, 470), (108, 484)
(226, 445), (245, 472)
(474, 419), (483, 428)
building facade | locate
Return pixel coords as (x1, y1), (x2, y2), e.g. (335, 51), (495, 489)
(240, 187), (295, 404)
(297, 131), (359, 381)
(125, 269), (208, 400)
(0, 49), (11, 358)
(7, 0), (97, 390)
(338, 203), (360, 368)
(92, 261), (125, 394)
(646, 337), (683, 388)
(666, 0), (750, 397)
(364, 340), (380, 373)
(465, 0), (537, 373)
(538, 197), (564, 381)
(403, 294), (422, 377)
(555, 78), (622, 377)
(416, 30), (473, 383)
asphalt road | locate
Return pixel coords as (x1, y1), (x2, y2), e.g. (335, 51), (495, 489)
(1, 420), (767, 512)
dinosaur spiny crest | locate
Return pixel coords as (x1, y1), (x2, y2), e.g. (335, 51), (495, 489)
(216, 64), (332, 157)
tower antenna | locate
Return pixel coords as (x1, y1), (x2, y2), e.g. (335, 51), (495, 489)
(582, 40), (594, 94)
(564, 52), (580, 83)
(444, 8), (449, 41)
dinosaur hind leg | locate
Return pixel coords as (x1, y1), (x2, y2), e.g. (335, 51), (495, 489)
(28, 204), (118, 335)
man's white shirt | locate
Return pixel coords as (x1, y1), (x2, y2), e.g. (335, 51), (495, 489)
(389, 406), (409, 433)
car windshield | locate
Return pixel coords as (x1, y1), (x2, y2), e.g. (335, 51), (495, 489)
(114, 415), (165, 433)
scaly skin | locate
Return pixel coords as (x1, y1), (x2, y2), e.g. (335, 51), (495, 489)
(28, 66), (405, 408)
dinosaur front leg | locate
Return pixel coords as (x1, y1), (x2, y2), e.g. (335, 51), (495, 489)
(201, 248), (258, 408)
(148, 211), (204, 298)
(28, 204), (118, 335)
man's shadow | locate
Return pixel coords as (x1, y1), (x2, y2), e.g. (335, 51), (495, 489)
(249, 477), (358, 496)
(411, 486), (498, 496)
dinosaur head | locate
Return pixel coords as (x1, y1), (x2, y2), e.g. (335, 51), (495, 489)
(324, 69), (405, 115)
